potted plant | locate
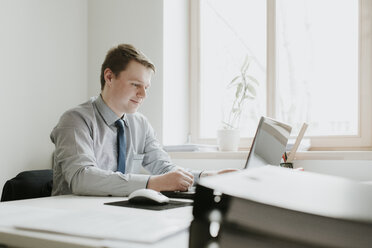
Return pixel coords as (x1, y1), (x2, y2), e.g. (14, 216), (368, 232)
(218, 55), (259, 151)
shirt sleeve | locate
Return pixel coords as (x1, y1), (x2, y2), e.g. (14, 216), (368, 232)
(139, 117), (202, 185)
(51, 112), (150, 196)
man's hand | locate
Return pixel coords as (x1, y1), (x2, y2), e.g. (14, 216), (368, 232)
(147, 168), (194, 192)
(200, 168), (239, 178)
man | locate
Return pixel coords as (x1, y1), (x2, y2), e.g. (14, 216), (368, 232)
(51, 44), (234, 196)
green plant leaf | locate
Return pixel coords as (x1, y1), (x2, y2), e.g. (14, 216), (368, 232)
(243, 95), (255, 100)
(247, 75), (259, 85)
(227, 75), (240, 88)
(235, 83), (243, 98)
(246, 84), (257, 97)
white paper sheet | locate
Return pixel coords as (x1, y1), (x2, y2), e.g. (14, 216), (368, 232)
(0, 205), (192, 243)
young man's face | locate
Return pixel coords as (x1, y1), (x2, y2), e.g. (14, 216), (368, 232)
(106, 60), (152, 114)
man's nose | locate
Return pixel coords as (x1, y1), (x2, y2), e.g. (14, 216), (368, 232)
(137, 86), (146, 98)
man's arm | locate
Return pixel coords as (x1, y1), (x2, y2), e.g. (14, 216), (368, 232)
(52, 112), (149, 196)
(70, 166), (149, 196)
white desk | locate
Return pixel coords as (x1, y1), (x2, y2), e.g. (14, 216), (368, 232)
(0, 195), (192, 248)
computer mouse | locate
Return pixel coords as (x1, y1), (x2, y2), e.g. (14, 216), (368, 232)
(128, 189), (170, 205)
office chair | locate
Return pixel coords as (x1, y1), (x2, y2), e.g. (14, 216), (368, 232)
(1, 169), (53, 202)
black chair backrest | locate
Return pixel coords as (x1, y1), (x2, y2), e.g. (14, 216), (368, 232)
(1, 169), (53, 202)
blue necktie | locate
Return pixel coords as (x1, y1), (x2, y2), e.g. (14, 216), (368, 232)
(115, 119), (126, 173)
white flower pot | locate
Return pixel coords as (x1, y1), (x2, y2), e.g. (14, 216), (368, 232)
(217, 129), (240, 151)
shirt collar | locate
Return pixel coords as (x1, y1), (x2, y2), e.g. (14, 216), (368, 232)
(94, 95), (128, 126)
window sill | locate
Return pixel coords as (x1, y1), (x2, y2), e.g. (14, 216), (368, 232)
(168, 151), (372, 160)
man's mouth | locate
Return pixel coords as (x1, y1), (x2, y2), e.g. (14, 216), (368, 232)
(130, 99), (141, 105)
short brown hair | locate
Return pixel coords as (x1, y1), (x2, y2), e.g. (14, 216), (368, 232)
(100, 44), (155, 90)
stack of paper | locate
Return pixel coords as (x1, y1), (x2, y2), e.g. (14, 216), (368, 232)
(163, 144), (218, 152)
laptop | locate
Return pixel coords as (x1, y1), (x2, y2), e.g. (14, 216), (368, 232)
(161, 116), (292, 199)
(244, 116), (292, 169)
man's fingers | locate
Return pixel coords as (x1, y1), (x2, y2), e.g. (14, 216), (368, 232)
(180, 181), (190, 191)
(182, 173), (194, 185)
(176, 170), (194, 184)
(183, 170), (194, 179)
(177, 172), (193, 191)
(176, 168), (194, 179)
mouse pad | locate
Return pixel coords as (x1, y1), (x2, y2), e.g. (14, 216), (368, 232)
(104, 200), (193, 211)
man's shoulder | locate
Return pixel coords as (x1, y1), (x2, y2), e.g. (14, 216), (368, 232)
(58, 98), (96, 126)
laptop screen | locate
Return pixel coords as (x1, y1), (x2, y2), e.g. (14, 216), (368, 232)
(244, 117), (292, 169)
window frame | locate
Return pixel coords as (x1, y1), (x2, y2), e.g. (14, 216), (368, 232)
(189, 0), (372, 150)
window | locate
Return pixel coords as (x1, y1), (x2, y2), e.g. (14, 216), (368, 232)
(190, 0), (372, 150)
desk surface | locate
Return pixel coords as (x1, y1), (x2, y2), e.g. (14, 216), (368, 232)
(0, 195), (192, 248)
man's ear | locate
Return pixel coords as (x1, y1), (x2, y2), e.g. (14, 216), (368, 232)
(104, 68), (113, 86)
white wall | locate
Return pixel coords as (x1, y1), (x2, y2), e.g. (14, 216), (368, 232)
(87, 0), (165, 142)
(0, 0), (88, 191)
